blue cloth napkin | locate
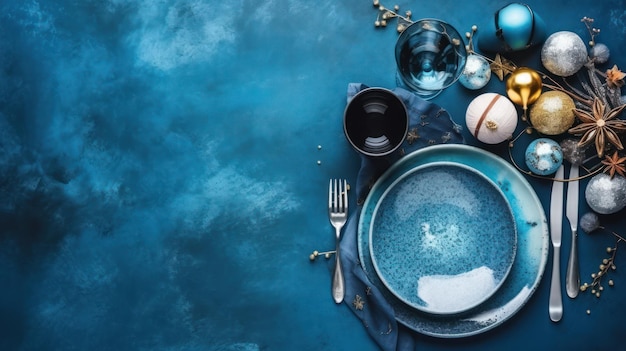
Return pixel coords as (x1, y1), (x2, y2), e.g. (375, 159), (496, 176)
(340, 83), (465, 351)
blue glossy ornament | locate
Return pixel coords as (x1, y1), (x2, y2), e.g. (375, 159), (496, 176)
(524, 138), (563, 175)
(478, 3), (547, 53)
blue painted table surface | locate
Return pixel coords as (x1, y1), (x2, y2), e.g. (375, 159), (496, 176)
(1, 0), (626, 350)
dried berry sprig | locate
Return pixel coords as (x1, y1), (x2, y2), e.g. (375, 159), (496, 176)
(309, 249), (335, 261)
(372, 0), (413, 33)
(581, 16), (601, 47)
(578, 212), (625, 297)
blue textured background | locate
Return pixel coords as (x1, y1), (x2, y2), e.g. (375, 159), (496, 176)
(1, 0), (625, 350)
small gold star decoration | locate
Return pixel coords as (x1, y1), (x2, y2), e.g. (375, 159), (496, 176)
(606, 65), (626, 89)
(568, 98), (626, 158)
(353, 295), (365, 310)
(489, 53), (517, 81)
(601, 151), (626, 178)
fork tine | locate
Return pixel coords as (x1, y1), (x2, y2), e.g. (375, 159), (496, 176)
(333, 179), (338, 212)
(338, 179), (343, 211)
(328, 179), (333, 211)
(342, 179), (348, 213)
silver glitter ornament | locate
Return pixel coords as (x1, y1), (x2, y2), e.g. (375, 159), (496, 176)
(579, 212), (600, 233)
(459, 54), (491, 90)
(559, 138), (587, 165)
(541, 31), (588, 77)
(590, 43), (610, 64)
(585, 173), (626, 214)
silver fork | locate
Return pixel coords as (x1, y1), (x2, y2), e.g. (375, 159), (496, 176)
(329, 179), (348, 303)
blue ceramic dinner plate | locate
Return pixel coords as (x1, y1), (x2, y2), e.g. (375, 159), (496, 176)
(358, 144), (549, 338)
(369, 162), (517, 315)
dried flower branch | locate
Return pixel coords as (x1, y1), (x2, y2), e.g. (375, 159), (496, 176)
(578, 212), (626, 298)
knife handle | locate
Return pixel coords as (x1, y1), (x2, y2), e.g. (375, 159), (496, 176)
(566, 229), (580, 298)
(549, 246), (563, 322)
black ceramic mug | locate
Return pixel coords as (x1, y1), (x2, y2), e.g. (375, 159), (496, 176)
(343, 87), (408, 158)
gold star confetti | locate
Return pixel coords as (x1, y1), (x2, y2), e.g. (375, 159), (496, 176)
(353, 295), (365, 310)
(406, 128), (420, 144)
(490, 53), (517, 81)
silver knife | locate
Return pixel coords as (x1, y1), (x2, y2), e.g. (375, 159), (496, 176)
(566, 164), (580, 298)
(549, 165), (564, 322)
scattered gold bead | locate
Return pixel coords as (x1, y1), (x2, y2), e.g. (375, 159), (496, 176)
(607, 247), (613, 253)
(609, 279), (615, 286)
(379, 5), (385, 10)
(309, 253), (316, 261)
(373, 0), (380, 6)
(591, 289), (597, 294)
(405, 10), (411, 17)
(596, 292), (601, 298)
(375, 20), (380, 27)
(394, 4), (399, 11)
(317, 145), (322, 150)
(472, 25), (478, 31)
(465, 32), (471, 39)
(381, 20), (387, 27)
(587, 309), (591, 315)
(317, 160), (321, 165)
(324, 253), (331, 259)
(611, 264), (617, 270)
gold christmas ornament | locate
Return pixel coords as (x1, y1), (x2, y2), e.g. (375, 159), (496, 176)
(529, 91), (576, 135)
(465, 93), (518, 144)
(506, 67), (543, 120)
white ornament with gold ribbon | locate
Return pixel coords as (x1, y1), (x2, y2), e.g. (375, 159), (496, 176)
(465, 93), (518, 144)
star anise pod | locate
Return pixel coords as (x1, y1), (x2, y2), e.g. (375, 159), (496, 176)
(606, 65), (626, 89)
(601, 151), (626, 178)
(568, 98), (626, 158)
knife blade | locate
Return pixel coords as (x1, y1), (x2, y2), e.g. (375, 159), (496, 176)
(549, 165), (564, 322)
(566, 164), (580, 298)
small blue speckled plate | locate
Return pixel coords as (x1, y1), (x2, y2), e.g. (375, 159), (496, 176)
(369, 162), (517, 315)
(358, 144), (550, 338)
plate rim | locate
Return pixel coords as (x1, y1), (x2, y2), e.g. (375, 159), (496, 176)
(357, 144), (549, 338)
(368, 161), (518, 315)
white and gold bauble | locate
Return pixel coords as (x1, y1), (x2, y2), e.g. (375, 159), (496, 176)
(465, 93), (518, 144)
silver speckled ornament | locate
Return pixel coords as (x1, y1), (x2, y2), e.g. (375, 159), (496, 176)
(541, 31), (588, 76)
(459, 54), (491, 90)
(590, 43), (610, 64)
(579, 212), (600, 233)
(559, 138), (587, 165)
(585, 173), (626, 214)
